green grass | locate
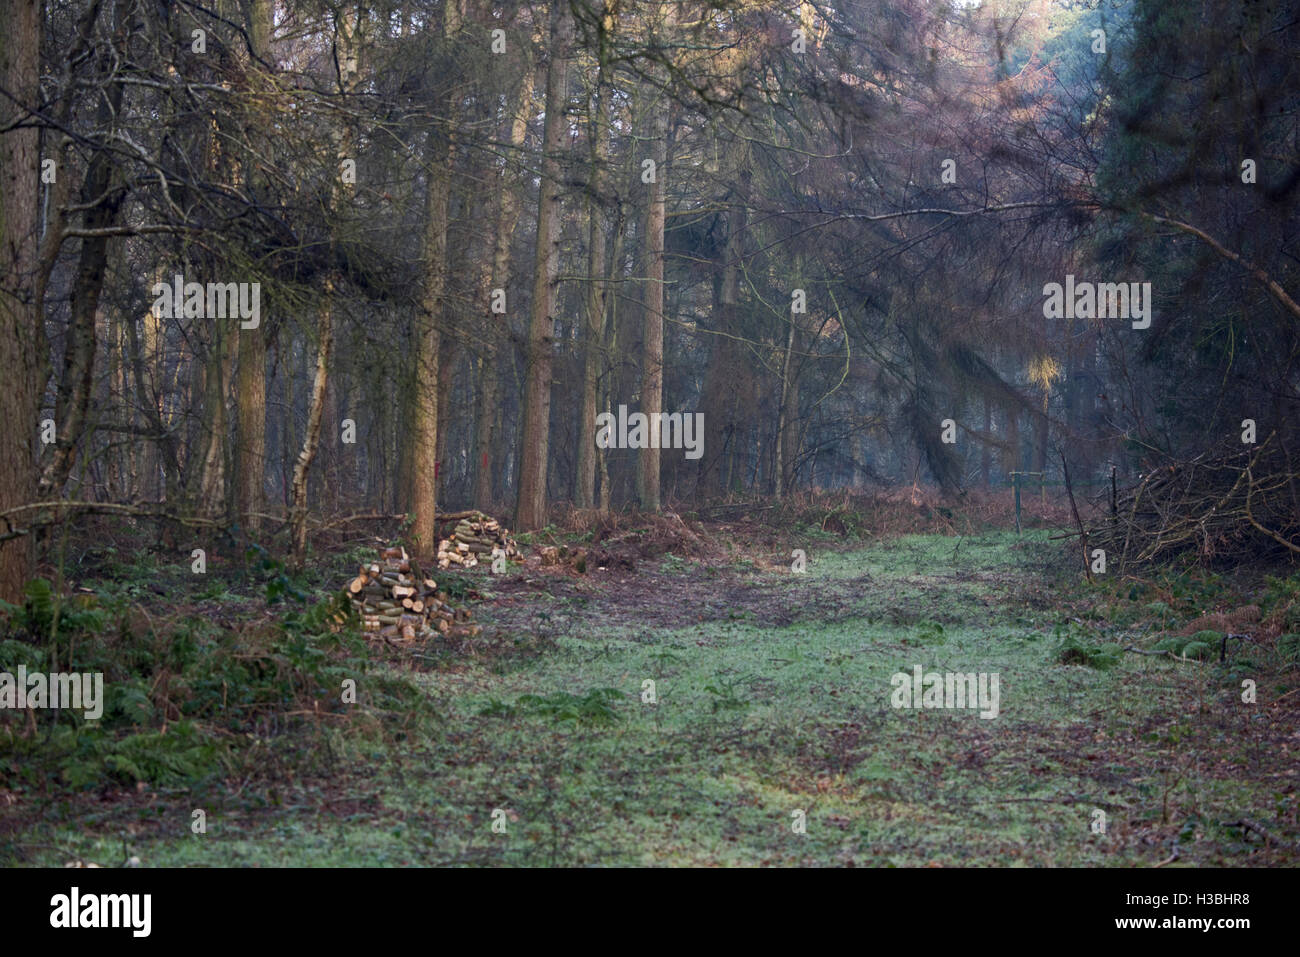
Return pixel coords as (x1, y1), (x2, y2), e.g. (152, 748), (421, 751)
(9, 531), (1296, 867)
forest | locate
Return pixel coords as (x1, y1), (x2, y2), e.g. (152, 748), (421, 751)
(1, 0), (1298, 871)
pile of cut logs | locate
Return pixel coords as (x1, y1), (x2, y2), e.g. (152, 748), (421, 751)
(436, 512), (520, 570)
(347, 546), (479, 641)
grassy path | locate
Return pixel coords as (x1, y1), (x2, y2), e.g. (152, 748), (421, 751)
(17, 532), (1296, 866)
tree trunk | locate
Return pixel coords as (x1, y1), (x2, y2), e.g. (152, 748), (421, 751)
(775, 315), (801, 497)
(407, 0), (460, 550)
(126, 277), (179, 505)
(698, 145), (750, 498)
(576, 36), (611, 510)
(1003, 409), (1020, 476)
(40, 56), (126, 496)
(637, 72), (669, 510)
(198, 318), (237, 520)
(290, 286), (332, 560)
(235, 0), (273, 538)
(290, 5), (360, 562)
(236, 320), (267, 536)
(0, 0), (42, 602)
(435, 335), (457, 501)
(1035, 393), (1049, 476)
(515, 0), (572, 531)
(598, 202), (627, 513)
(981, 399), (992, 488)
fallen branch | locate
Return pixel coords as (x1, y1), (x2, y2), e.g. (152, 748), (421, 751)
(1219, 818), (1300, 850)
(1152, 848), (1181, 868)
(0, 500), (229, 543)
(1122, 645), (1203, 664)
(1245, 465), (1300, 554)
(980, 796), (1131, 811)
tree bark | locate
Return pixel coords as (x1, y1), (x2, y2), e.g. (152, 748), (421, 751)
(290, 5), (360, 562)
(514, 0), (572, 531)
(698, 147), (750, 498)
(235, 321), (267, 535)
(40, 31), (127, 496)
(407, 0), (461, 551)
(198, 318), (237, 519)
(235, 0), (273, 537)
(290, 285), (332, 559)
(637, 5), (675, 511)
(0, 0), (42, 602)
(576, 49), (611, 510)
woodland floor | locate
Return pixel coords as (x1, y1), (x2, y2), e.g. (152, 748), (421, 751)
(3, 519), (1298, 867)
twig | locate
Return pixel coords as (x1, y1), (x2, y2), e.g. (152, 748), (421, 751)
(1059, 451), (1091, 581)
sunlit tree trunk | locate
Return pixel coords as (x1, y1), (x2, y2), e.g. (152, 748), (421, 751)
(290, 286), (332, 559)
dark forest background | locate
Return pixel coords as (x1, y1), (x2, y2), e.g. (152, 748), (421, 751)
(1, 0), (1298, 592)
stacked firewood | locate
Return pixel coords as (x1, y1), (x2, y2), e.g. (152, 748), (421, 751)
(436, 512), (520, 570)
(347, 546), (479, 641)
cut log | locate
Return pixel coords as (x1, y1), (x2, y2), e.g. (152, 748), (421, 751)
(346, 545), (476, 646)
